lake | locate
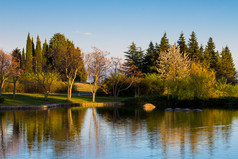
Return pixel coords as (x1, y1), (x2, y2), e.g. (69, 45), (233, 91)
(0, 106), (238, 159)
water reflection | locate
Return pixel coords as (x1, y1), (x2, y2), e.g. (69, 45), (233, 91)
(0, 107), (238, 158)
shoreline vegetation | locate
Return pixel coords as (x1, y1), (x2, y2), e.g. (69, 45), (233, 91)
(1, 93), (238, 110)
(0, 32), (238, 110)
(124, 95), (238, 109)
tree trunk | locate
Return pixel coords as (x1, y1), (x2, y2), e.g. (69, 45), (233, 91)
(67, 83), (73, 101)
(114, 95), (118, 101)
(92, 92), (96, 102)
(0, 81), (3, 96)
(44, 92), (48, 101)
(13, 81), (16, 99)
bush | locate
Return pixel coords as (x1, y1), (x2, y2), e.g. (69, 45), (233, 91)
(140, 74), (164, 96)
(216, 78), (238, 97)
(0, 97), (4, 103)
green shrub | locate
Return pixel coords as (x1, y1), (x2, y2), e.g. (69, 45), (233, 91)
(216, 78), (238, 97)
(140, 74), (164, 96)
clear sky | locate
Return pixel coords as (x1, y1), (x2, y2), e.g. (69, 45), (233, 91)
(0, 0), (238, 68)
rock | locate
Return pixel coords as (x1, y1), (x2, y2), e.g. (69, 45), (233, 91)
(182, 108), (190, 113)
(193, 109), (203, 112)
(143, 103), (156, 112)
(165, 108), (173, 112)
(174, 108), (181, 112)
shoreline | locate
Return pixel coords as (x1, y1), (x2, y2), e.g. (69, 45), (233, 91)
(0, 102), (125, 111)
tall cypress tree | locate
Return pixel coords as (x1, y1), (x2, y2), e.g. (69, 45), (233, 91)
(218, 46), (236, 81)
(177, 32), (188, 56)
(159, 33), (170, 53)
(22, 48), (26, 69)
(32, 37), (36, 72)
(143, 41), (156, 73)
(35, 35), (42, 72)
(124, 42), (144, 72)
(26, 33), (33, 72)
(188, 31), (200, 61)
(42, 39), (48, 69)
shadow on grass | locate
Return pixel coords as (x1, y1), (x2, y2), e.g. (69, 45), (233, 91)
(0, 94), (69, 106)
(0, 94), (128, 106)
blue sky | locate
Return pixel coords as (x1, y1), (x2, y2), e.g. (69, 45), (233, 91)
(0, 0), (238, 68)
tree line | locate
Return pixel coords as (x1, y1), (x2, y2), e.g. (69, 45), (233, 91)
(0, 31), (237, 102)
(100, 31), (237, 100)
(124, 31), (236, 82)
(0, 33), (87, 101)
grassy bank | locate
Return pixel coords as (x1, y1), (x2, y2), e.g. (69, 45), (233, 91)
(0, 93), (128, 106)
(124, 95), (238, 109)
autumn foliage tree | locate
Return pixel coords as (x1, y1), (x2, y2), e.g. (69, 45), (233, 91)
(0, 50), (11, 96)
(85, 47), (111, 102)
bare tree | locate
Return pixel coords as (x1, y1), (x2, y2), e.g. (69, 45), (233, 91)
(0, 50), (11, 96)
(109, 57), (134, 100)
(85, 47), (111, 102)
(36, 71), (59, 101)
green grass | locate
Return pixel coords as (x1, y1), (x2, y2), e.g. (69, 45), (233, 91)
(0, 93), (128, 106)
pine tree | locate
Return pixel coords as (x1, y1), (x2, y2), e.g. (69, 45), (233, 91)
(35, 35), (42, 72)
(124, 42), (144, 72)
(159, 33), (170, 53)
(204, 37), (218, 70)
(26, 33), (33, 72)
(154, 42), (160, 61)
(21, 48), (25, 69)
(177, 32), (188, 56)
(12, 48), (21, 66)
(199, 45), (204, 62)
(188, 31), (200, 61)
(218, 46), (236, 81)
(143, 41), (156, 73)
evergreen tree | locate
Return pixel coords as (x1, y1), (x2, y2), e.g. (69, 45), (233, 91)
(199, 45), (204, 62)
(49, 33), (69, 68)
(204, 37), (218, 70)
(12, 48), (21, 66)
(124, 42), (144, 72)
(159, 33), (170, 53)
(218, 46), (236, 81)
(26, 33), (33, 72)
(154, 42), (160, 60)
(42, 39), (48, 68)
(22, 48), (26, 69)
(177, 32), (188, 56)
(143, 41), (157, 73)
(32, 37), (35, 57)
(35, 35), (42, 72)
(32, 37), (36, 72)
(188, 31), (200, 61)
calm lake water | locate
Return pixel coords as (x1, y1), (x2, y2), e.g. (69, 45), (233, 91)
(1, 107), (238, 159)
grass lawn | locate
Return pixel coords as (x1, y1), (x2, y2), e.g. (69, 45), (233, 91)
(0, 93), (128, 106)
